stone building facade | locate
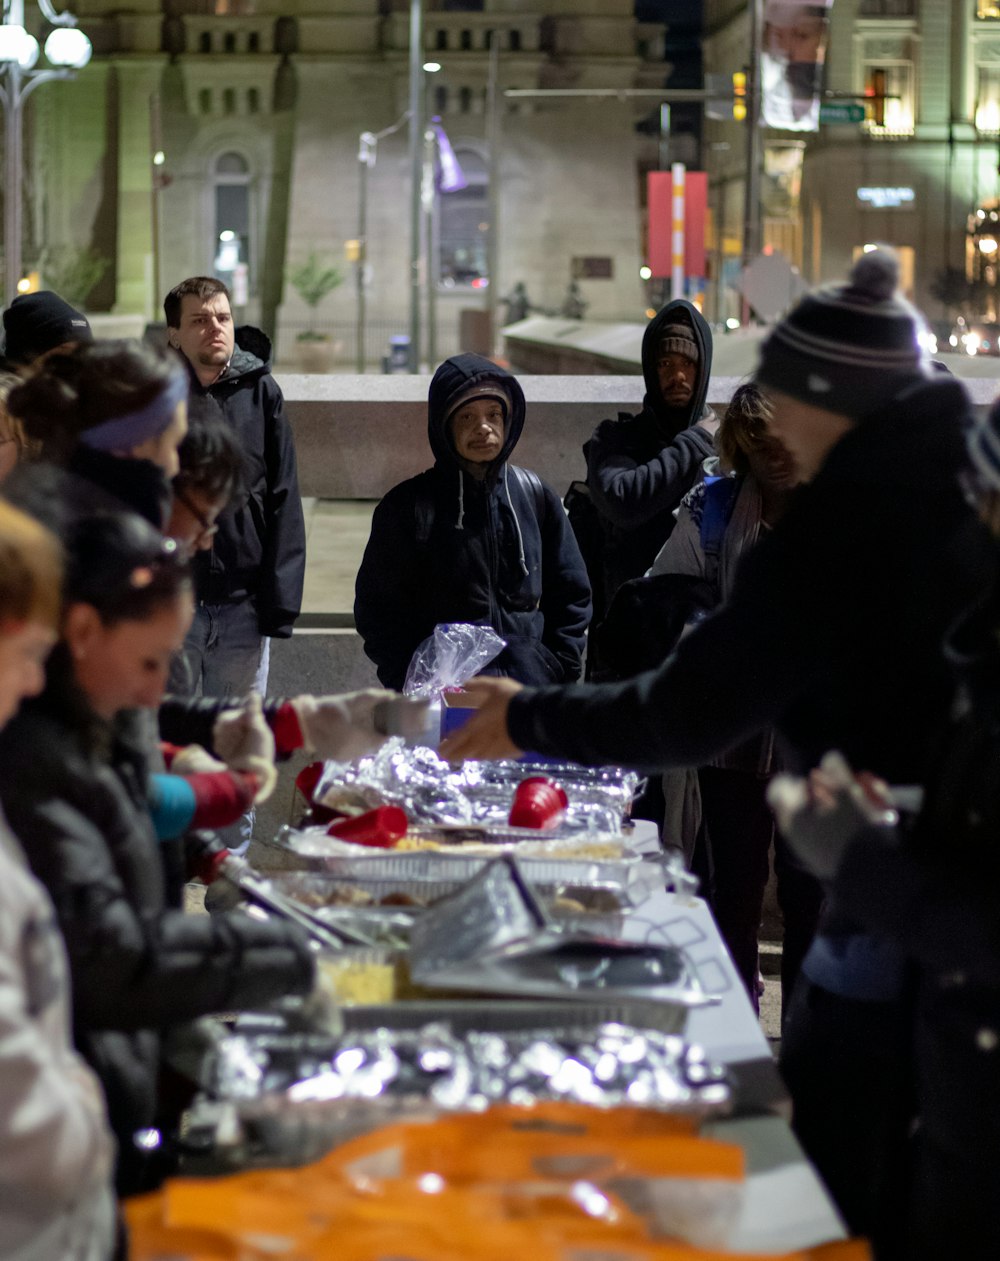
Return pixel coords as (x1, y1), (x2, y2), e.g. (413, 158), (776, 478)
(704, 0), (1000, 324)
(22, 0), (660, 363)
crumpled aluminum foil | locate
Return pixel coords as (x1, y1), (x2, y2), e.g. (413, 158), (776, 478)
(207, 1021), (730, 1116)
(314, 740), (640, 833)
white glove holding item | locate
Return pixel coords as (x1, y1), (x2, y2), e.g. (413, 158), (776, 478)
(290, 689), (398, 762)
(169, 743), (228, 776)
(210, 693), (277, 803)
(767, 750), (897, 884)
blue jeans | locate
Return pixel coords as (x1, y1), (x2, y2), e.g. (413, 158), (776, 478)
(169, 599), (270, 852)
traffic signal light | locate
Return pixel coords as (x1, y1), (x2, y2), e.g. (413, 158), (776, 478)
(732, 70), (747, 122)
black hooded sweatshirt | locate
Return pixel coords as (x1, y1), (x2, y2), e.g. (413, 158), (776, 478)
(509, 375), (995, 786)
(354, 354), (592, 690)
(584, 299), (716, 605)
(184, 326), (306, 638)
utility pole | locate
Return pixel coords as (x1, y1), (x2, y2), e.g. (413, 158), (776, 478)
(407, 0), (423, 371)
(486, 29), (500, 357)
(741, 0), (764, 324)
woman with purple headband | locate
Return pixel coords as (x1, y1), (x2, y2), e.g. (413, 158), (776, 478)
(4, 339), (189, 529)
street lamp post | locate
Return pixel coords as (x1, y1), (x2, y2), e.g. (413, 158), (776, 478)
(0, 0), (91, 309)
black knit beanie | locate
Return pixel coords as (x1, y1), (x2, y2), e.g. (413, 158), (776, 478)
(755, 246), (928, 420)
(659, 321), (699, 364)
(2, 291), (93, 366)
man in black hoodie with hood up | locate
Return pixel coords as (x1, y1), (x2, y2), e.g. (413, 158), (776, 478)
(354, 354), (591, 690)
(582, 298), (718, 654)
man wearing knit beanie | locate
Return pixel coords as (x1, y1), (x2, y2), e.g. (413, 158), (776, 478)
(2, 291), (92, 370)
(436, 247), (995, 1253)
(755, 245), (929, 480)
(579, 298), (717, 680)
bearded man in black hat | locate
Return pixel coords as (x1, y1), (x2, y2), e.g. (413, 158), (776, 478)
(581, 300), (718, 671)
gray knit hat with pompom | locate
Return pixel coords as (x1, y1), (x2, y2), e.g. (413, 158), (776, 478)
(755, 245), (929, 420)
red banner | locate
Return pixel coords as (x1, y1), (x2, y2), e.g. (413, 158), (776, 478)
(647, 170), (707, 280)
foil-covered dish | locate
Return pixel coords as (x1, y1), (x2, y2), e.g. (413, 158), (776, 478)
(177, 1010), (730, 1171)
(312, 740), (641, 834)
(200, 1021), (730, 1123)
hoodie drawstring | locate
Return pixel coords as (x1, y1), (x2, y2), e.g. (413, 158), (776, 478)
(504, 466), (529, 577)
(456, 469), (465, 530)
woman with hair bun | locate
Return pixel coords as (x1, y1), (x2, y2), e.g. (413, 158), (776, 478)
(5, 339), (189, 528)
(0, 509), (317, 1198)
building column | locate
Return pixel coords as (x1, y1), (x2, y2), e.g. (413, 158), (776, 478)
(113, 57), (165, 318)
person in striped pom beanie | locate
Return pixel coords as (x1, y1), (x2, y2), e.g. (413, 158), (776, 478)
(754, 244), (931, 482)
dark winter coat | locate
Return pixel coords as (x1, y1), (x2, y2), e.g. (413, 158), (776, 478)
(509, 374), (996, 784)
(0, 658), (315, 1195)
(184, 327), (306, 638)
(831, 593), (1000, 1252)
(354, 355), (591, 690)
(584, 299), (716, 605)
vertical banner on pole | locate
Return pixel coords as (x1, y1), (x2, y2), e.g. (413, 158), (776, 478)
(647, 170), (707, 282)
(671, 162), (686, 300)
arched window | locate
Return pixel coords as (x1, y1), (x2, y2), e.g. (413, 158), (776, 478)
(211, 151), (252, 295)
(248, 30), (259, 52)
(222, 86), (236, 113)
(198, 30), (211, 52)
(436, 146), (488, 289)
(247, 86), (260, 113)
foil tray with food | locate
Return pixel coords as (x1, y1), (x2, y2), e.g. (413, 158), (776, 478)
(404, 857), (715, 1022)
(312, 739), (641, 834)
(180, 1015), (732, 1172)
(256, 830), (668, 903)
(267, 872), (628, 941)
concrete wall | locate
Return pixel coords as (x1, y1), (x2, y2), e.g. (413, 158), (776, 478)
(280, 370), (1000, 500)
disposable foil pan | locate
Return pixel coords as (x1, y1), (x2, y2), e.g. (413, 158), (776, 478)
(255, 834), (662, 903)
(339, 998), (693, 1038)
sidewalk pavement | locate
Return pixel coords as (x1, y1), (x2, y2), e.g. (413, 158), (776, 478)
(302, 498), (375, 616)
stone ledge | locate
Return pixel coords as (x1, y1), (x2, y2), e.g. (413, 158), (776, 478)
(278, 370), (1000, 499)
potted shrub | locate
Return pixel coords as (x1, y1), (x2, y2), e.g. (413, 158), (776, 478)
(287, 252), (344, 372)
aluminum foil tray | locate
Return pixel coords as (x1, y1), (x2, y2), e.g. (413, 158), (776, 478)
(257, 834), (660, 897)
(339, 998), (693, 1038)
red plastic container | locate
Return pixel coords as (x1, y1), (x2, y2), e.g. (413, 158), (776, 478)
(508, 777), (569, 830)
(327, 805), (409, 848)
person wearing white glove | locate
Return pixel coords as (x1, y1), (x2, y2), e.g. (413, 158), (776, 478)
(288, 689), (401, 762)
(210, 692), (278, 800)
(767, 750), (899, 884)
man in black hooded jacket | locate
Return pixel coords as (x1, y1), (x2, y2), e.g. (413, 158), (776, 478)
(582, 298), (718, 648)
(354, 354), (591, 690)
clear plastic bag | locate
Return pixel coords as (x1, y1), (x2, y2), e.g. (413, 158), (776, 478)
(403, 623), (506, 699)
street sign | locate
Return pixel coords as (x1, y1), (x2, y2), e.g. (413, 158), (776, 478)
(739, 252), (808, 322)
(819, 102), (865, 124)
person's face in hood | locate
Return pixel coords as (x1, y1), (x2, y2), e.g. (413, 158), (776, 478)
(450, 397), (506, 468)
(657, 350), (697, 410)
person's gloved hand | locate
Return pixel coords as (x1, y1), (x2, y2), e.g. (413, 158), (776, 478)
(767, 750), (897, 884)
(211, 694), (277, 802)
(290, 689), (398, 762)
(169, 743), (227, 777)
